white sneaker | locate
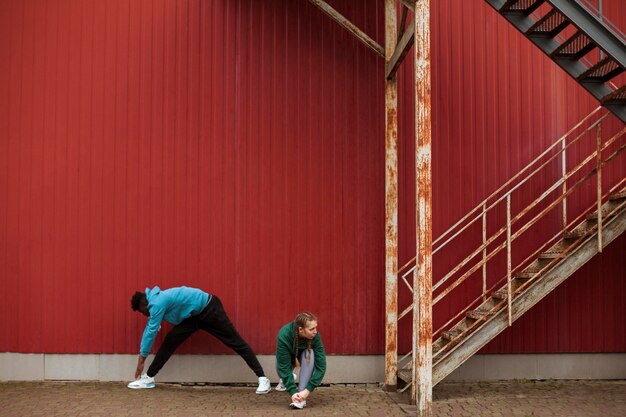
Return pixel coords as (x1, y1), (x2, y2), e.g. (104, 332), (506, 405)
(276, 378), (287, 391)
(289, 400), (306, 409)
(256, 376), (271, 394)
(127, 374), (155, 389)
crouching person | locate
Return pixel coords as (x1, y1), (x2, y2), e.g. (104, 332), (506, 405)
(275, 311), (326, 409)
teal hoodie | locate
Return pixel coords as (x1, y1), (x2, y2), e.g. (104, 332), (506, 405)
(139, 286), (210, 357)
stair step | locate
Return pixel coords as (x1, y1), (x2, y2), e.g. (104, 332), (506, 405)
(538, 250), (563, 259)
(602, 85), (626, 105)
(501, 0), (547, 15)
(586, 209), (618, 220)
(442, 329), (462, 341)
(526, 9), (569, 37)
(466, 309), (491, 320)
(577, 56), (624, 83)
(609, 191), (626, 201)
(398, 368), (412, 383)
(513, 271), (537, 279)
(491, 289), (508, 300)
(551, 31), (595, 60)
(564, 225), (597, 239)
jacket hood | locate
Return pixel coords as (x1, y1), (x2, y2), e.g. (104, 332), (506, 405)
(145, 286), (161, 303)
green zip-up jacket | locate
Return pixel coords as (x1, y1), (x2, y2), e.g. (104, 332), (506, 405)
(275, 321), (326, 395)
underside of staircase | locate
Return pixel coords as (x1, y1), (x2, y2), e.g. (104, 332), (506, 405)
(484, 0), (626, 124)
(398, 185), (626, 387)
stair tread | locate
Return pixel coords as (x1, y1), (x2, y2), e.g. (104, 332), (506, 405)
(577, 56), (623, 83)
(493, 286), (528, 299)
(515, 271), (538, 278)
(398, 368), (412, 382)
(538, 250), (563, 258)
(526, 8), (569, 36)
(609, 191), (626, 200)
(466, 309), (491, 320)
(564, 224), (598, 238)
(602, 86), (626, 104)
(586, 208), (618, 220)
(442, 329), (462, 341)
(492, 289), (509, 299)
(551, 31), (595, 59)
(502, 0), (546, 15)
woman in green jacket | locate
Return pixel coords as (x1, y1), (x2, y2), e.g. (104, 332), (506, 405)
(275, 311), (326, 409)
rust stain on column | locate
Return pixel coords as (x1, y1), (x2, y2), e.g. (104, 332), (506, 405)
(413, 0), (433, 415)
(384, 0), (399, 390)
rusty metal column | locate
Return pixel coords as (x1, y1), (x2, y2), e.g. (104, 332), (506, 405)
(596, 123), (603, 252)
(384, 0), (399, 391)
(412, 0), (433, 415)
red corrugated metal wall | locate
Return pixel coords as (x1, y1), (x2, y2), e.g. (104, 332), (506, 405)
(0, 0), (624, 356)
(0, 0), (385, 355)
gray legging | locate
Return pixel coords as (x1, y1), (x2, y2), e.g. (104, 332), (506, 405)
(277, 349), (315, 392)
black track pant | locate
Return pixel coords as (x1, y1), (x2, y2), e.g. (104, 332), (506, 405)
(146, 295), (265, 378)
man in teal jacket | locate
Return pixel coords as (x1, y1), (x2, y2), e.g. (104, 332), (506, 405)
(128, 285), (271, 394)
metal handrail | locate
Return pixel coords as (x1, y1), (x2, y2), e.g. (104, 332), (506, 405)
(399, 106), (603, 277)
(398, 109), (626, 329)
(577, 0), (626, 42)
(433, 175), (626, 348)
(432, 127), (624, 306)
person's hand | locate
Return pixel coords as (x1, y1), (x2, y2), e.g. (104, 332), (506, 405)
(134, 355), (146, 379)
(292, 389), (310, 403)
(299, 389), (310, 400)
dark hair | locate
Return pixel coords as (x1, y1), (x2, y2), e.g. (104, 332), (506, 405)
(131, 291), (147, 311)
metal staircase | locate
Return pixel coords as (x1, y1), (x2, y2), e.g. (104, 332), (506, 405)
(484, 0), (626, 124)
(430, 184), (626, 385)
(396, 108), (626, 390)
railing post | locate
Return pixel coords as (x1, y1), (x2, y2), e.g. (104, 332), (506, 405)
(596, 123), (603, 253)
(384, 0), (399, 391)
(506, 195), (512, 327)
(561, 136), (567, 229)
(482, 203), (487, 301)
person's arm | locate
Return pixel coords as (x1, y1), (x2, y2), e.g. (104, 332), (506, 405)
(305, 334), (326, 392)
(276, 336), (298, 396)
(133, 305), (165, 378)
(134, 355), (146, 379)
(139, 305), (165, 357)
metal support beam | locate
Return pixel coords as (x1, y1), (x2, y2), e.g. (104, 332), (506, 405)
(386, 0), (417, 80)
(401, 0), (416, 13)
(386, 24), (415, 80)
(307, 0), (385, 59)
(384, 0), (399, 391)
(398, 5), (408, 44)
(413, 0), (433, 415)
